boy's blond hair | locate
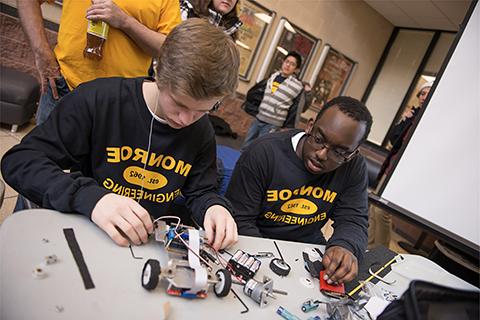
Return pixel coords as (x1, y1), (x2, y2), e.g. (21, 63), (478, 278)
(155, 18), (239, 99)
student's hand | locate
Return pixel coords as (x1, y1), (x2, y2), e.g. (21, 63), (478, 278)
(86, 0), (128, 29)
(91, 193), (154, 246)
(203, 205), (238, 250)
(401, 108), (415, 121)
(322, 246), (358, 284)
(34, 47), (61, 98)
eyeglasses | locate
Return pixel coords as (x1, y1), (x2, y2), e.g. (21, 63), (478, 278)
(305, 131), (358, 164)
(283, 60), (297, 67)
(209, 99), (223, 113)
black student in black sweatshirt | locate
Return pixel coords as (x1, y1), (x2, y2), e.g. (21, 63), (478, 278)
(226, 96), (373, 285)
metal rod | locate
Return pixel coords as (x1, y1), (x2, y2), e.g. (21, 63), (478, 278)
(273, 241), (285, 261)
(273, 288), (288, 295)
(231, 288), (249, 314)
(129, 244), (143, 259)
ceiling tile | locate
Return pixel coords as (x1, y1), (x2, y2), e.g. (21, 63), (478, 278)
(433, 0), (471, 25)
(363, 0), (471, 31)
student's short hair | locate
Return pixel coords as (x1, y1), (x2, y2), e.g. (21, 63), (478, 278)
(285, 51), (302, 69)
(315, 96), (373, 143)
(155, 18), (239, 99)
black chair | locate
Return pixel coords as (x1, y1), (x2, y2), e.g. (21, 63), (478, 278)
(0, 66), (40, 132)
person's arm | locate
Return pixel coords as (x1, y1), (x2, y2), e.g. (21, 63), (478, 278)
(389, 107), (417, 146)
(322, 156), (369, 284)
(0, 84), (152, 246)
(85, 0), (180, 57)
(17, 0), (61, 96)
(225, 146), (270, 238)
(182, 136), (237, 250)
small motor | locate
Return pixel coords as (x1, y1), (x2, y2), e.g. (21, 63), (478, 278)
(243, 276), (275, 307)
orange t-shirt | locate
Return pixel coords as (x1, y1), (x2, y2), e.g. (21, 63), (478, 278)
(54, 0), (181, 89)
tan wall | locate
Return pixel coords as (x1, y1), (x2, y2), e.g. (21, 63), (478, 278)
(1, 0), (61, 23)
(237, 0), (394, 99)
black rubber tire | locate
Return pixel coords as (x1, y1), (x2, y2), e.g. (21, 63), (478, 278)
(270, 258), (291, 276)
(142, 259), (161, 290)
(214, 269), (232, 297)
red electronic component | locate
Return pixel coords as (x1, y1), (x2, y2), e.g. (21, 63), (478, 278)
(319, 270), (345, 298)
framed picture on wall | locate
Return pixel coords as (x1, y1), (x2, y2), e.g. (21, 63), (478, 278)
(308, 46), (356, 111)
(236, 0), (276, 81)
(257, 18), (319, 82)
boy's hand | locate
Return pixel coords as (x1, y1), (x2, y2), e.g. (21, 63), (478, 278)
(322, 246), (358, 284)
(203, 205), (238, 250)
(91, 193), (153, 246)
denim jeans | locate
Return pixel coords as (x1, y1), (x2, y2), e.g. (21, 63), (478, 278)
(35, 76), (71, 125)
(242, 118), (277, 150)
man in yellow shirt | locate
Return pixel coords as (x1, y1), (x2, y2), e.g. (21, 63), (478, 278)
(18, 0), (181, 124)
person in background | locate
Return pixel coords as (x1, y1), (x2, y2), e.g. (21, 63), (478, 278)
(18, 0), (181, 124)
(180, 0), (242, 39)
(388, 81), (433, 150)
(368, 81), (433, 249)
(227, 96), (373, 284)
(242, 51), (304, 149)
(1, 19), (239, 251)
(286, 81), (314, 129)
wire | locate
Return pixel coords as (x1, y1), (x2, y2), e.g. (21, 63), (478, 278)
(273, 240), (285, 261)
(137, 111), (156, 205)
(220, 249), (234, 257)
(174, 230), (212, 267)
(153, 215), (181, 230)
(205, 243), (245, 285)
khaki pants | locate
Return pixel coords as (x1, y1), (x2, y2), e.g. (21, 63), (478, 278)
(368, 204), (392, 249)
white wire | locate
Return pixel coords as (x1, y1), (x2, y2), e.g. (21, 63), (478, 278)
(153, 215), (181, 230)
(136, 110), (155, 205)
(137, 85), (185, 229)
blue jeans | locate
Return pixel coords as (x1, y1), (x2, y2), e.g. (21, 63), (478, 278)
(35, 76), (71, 125)
(242, 118), (277, 150)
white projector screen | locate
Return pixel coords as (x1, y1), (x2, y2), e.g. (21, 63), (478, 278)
(380, 2), (479, 251)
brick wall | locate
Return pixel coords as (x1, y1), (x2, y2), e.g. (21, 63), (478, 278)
(0, 12), (57, 81)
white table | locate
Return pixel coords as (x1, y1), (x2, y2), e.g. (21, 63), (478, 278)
(0, 209), (476, 320)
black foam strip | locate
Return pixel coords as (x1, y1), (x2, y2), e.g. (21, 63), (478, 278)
(63, 228), (95, 290)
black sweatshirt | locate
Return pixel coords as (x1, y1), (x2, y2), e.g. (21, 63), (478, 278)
(225, 130), (368, 259)
(1, 77), (231, 223)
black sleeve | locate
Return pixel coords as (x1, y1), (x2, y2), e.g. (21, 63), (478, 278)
(0, 86), (110, 217)
(389, 108), (418, 146)
(225, 144), (270, 237)
(182, 134), (233, 225)
(242, 79), (267, 117)
(389, 120), (409, 146)
(327, 156), (369, 260)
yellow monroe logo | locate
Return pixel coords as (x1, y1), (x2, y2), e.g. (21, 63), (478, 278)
(280, 199), (317, 215)
(123, 166), (168, 190)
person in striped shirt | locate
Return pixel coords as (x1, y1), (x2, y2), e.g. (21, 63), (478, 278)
(242, 51), (304, 149)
